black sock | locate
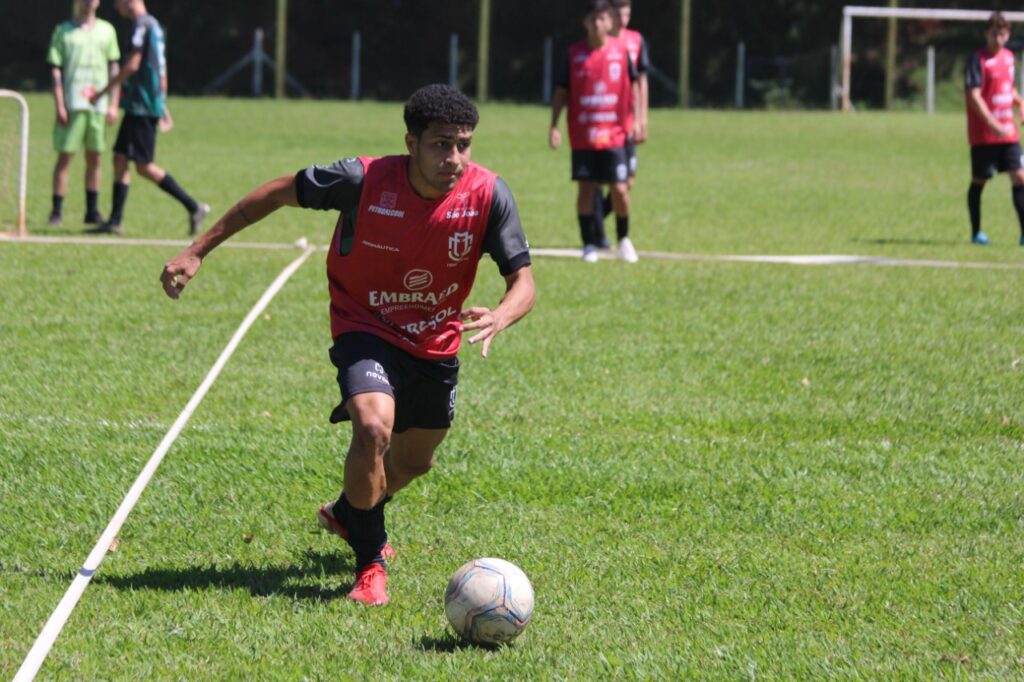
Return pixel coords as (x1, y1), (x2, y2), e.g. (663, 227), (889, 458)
(577, 213), (598, 247)
(158, 174), (199, 213)
(339, 494), (388, 569)
(602, 192), (612, 218)
(52, 195), (64, 215)
(968, 183), (983, 237)
(110, 182), (129, 224)
(616, 215), (630, 241)
(592, 191), (609, 245)
(1012, 185), (1024, 236)
(85, 190), (98, 216)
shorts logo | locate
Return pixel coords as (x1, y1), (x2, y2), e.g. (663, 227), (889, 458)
(448, 231), (473, 262)
(374, 362), (385, 374)
(448, 386), (457, 421)
(616, 164), (628, 181)
(403, 269), (433, 291)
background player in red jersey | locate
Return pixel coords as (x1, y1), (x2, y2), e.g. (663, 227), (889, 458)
(550, 0), (640, 263)
(159, 84), (535, 606)
(594, 0), (651, 251)
(964, 12), (1024, 246)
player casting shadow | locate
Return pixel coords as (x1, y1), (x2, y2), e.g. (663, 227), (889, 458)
(97, 548), (355, 601)
(853, 237), (961, 246)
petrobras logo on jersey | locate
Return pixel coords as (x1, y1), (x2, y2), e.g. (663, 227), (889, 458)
(368, 282), (460, 307)
(368, 191), (405, 218)
(404, 269), (433, 291)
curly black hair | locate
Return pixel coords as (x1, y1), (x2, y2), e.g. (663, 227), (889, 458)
(403, 84), (480, 138)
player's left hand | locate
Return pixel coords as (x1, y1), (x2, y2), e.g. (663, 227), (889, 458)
(105, 107), (118, 126)
(461, 306), (505, 358)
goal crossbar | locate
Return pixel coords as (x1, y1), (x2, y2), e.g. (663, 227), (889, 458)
(0, 89), (29, 236)
(840, 6), (1024, 111)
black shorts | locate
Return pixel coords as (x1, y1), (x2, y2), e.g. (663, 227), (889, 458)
(328, 332), (459, 433)
(625, 138), (638, 178)
(113, 114), (159, 164)
(970, 142), (1023, 179)
(571, 147), (629, 184)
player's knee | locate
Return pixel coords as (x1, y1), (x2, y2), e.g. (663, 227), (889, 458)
(351, 416), (392, 456)
(394, 453), (435, 480)
(136, 163), (159, 180)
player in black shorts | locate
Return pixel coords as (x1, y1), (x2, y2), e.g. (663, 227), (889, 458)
(963, 12), (1024, 246)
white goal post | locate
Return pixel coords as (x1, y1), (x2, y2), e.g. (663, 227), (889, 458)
(0, 89), (29, 236)
(840, 6), (1024, 112)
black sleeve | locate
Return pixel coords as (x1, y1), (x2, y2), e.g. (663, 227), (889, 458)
(628, 53), (638, 82)
(555, 51), (570, 89)
(636, 37), (651, 74)
(483, 177), (531, 276)
(294, 157), (365, 213)
(965, 53), (982, 90)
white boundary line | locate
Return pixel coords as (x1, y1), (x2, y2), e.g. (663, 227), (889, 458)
(14, 246), (317, 682)
(3, 233), (1023, 270)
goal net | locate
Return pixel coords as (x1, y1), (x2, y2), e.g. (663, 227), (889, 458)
(0, 90), (29, 236)
(840, 7), (1024, 112)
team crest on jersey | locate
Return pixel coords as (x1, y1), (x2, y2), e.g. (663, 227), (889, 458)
(380, 191), (398, 209)
(609, 62), (621, 82)
(448, 231), (473, 262)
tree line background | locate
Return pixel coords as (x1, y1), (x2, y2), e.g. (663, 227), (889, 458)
(2, 0), (1023, 109)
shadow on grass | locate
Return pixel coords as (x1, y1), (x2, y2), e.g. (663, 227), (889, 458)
(97, 548), (354, 601)
(415, 633), (481, 653)
(853, 237), (962, 246)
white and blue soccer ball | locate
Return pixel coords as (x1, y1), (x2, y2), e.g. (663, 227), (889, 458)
(444, 557), (535, 645)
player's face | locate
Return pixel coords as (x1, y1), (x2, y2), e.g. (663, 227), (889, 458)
(986, 27), (1010, 52)
(618, 6), (631, 28)
(584, 10), (613, 42)
(114, 0), (133, 18)
(406, 122), (474, 198)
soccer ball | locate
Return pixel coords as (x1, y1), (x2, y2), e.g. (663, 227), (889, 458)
(444, 557), (535, 645)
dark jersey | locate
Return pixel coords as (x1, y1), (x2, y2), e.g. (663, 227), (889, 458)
(295, 156), (530, 358)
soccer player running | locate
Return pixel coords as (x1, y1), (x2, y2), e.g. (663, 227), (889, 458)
(593, 0), (650, 250)
(964, 12), (1024, 246)
(46, 0), (121, 228)
(159, 84), (535, 606)
(550, 0), (641, 263)
(88, 0), (208, 235)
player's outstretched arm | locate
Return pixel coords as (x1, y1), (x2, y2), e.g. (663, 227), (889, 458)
(461, 265), (536, 358)
(160, 175), (299, 299)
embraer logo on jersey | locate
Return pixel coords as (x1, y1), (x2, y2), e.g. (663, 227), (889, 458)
(368, 191), (404, 218)
(368, 282), (460, 307)
(448, 231), (473, 262)
(403, 269), (433, 291)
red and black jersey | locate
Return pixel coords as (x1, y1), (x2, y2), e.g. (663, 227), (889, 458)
(617, 28), (649, 133)
(965, 47), (1019, 146)
(295, 155), (530, 360)
(557, 37), (637, 151)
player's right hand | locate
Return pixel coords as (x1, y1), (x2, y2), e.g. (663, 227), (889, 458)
(549, 127), (561, 150)
(56, 107), (68, 127)
(160, 251), (202, 299)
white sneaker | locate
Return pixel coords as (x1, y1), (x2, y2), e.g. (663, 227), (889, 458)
(582, 245), (599, 263)
(618, 237), (639, 263)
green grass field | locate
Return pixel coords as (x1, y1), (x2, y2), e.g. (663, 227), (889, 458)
(2, 94), (1024, 679)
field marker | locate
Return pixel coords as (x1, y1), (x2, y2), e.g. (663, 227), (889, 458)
(3, 233), (1023, 270)
(13, 246), (317, 682)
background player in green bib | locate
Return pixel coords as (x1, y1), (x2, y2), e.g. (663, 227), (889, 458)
(46, 0), (121, 227)
(89, 0), (209, 235)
